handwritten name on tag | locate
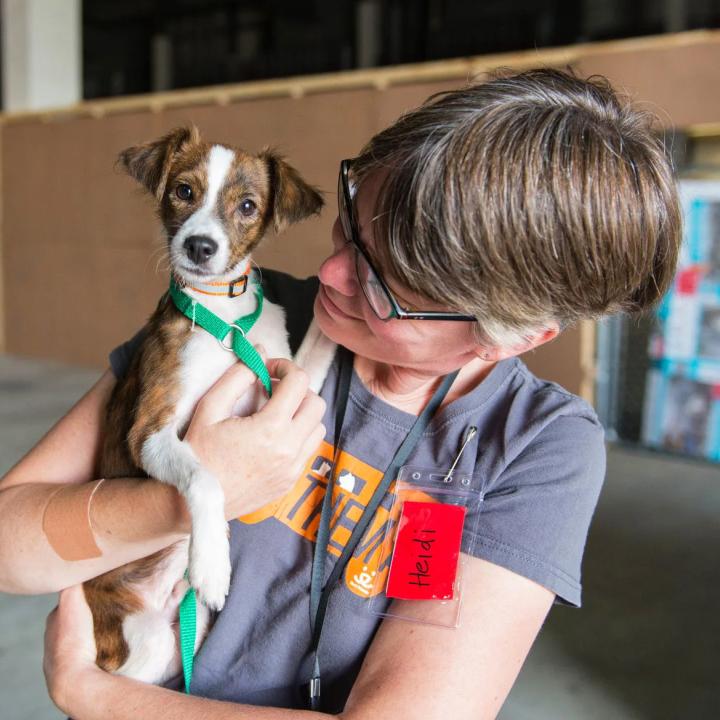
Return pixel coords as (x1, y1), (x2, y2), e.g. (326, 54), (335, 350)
(386, 501), (466, 601)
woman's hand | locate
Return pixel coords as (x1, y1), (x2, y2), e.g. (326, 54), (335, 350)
(43, 584), (103, 716)
(183, 356), (327, 520)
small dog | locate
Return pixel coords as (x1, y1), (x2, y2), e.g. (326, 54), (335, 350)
(84, 126), (335, 684)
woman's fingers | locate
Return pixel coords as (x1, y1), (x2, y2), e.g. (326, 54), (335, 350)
(43, 585), (99, 716)
(291, 392), (327, 434)
(193, 355), (324, 443)
(297, 420), (327, 469)
(57, 585), (96, 645)
(181, 353), (329, 519)
(260, 358), (312, 420)
(59, 583), (92, 613)
(195, 355), (311, 427)
(192, 360), (262, 425)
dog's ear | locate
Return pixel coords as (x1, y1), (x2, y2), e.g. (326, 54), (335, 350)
(118, 126), (200, 200)
(261, 150), (324, 233)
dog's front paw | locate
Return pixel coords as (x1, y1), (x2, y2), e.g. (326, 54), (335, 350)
(188, 525), (231, 611)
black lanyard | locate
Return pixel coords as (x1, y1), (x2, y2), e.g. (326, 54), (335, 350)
(306, 346), (459, 710)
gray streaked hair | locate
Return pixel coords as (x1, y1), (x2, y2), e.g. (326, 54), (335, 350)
(353, 67), (682, 349)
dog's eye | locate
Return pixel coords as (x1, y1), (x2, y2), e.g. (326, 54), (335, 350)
(239, 199), (257, 217)
(176, 184), (193, 201)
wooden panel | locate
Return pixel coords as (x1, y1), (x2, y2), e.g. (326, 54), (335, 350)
(1, 90), (377, 368)
(3, 112), (172, 366)
(576, 40), (720, 128)
(3, 30), (720, 401)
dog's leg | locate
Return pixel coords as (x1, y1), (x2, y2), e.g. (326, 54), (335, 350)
(118, 606), (180, 684)
(84, 544), (187, 680)
(140, 424), (231, 611)
(116, 541), (212, 684)
(294, 319), (337, 393)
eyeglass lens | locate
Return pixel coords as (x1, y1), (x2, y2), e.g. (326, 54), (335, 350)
(339, 164), (394, 319)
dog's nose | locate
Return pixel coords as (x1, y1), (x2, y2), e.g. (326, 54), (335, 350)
(184, 235), (218, 265)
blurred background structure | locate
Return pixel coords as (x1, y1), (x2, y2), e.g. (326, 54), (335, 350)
(0, 2), (719, 719)
(80, 0), (720, 97)
(2, 1), (720, 107)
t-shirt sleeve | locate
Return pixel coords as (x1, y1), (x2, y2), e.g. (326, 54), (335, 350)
(108, 326), (147, 380)
(467, 414), (606, 608)
(259, 268), (319, 355)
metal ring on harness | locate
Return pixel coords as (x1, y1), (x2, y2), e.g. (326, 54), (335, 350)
(218, 323), (246, 352)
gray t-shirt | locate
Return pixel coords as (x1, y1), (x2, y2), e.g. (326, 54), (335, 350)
(109, 269), (605, 713)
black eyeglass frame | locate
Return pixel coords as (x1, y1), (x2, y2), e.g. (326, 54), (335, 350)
(338, 158), (477, 322)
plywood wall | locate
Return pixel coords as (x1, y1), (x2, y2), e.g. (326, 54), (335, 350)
(2, 30), (720, 401)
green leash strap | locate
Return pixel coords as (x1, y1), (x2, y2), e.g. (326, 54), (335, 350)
(169, 275), (272, 396)
(171, 272), (273, 693)
(178, 577), (196, 693)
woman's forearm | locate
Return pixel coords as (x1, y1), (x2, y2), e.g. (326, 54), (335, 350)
(0, 368), (191, 593)
(67, 669), (332, 720)
(0, 478), (190, 594)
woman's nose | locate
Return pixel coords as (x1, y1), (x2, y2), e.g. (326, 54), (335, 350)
(318, 218), (358, 296)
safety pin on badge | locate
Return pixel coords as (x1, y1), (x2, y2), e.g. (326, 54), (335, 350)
(442, 425), (477, 483)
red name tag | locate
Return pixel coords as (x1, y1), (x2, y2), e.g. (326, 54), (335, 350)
(386, 501), (466, 600)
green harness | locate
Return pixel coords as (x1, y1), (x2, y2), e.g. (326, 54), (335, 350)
(169, 273), (272, 693)
(169, 276), (272, 396)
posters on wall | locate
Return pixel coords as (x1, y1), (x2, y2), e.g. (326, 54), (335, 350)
(642, 180), (720, 462)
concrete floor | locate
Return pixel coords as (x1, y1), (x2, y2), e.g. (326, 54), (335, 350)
(0, 354), (718, 720)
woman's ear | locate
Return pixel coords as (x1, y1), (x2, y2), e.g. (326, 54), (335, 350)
(475, 324), (560, 362)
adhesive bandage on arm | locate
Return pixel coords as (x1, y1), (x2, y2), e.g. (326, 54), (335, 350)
(41, 479), (105, 561)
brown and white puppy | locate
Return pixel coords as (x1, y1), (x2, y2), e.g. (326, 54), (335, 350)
(84, 126), (335, 684)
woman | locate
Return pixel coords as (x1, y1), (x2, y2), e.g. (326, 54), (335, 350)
(1, 68), (680, 719)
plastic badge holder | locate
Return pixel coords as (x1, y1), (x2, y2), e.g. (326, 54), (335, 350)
(365, 466), (483, 628)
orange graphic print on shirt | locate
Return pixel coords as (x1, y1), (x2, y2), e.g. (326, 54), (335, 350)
(238, 440), (432, 598)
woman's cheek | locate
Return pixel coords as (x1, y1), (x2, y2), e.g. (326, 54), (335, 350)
(315, 288), (421, 356)
(362, 313), (416, 346)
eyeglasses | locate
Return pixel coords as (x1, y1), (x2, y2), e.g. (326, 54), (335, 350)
(338, 159), (476, 322)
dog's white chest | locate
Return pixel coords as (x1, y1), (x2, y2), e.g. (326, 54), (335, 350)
(173, 297), (290, 428)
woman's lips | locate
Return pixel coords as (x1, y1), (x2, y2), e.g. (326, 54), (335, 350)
(318, 284), (358, 320)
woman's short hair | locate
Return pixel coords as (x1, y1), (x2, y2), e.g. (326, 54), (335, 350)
(353, 67), (682, 348)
